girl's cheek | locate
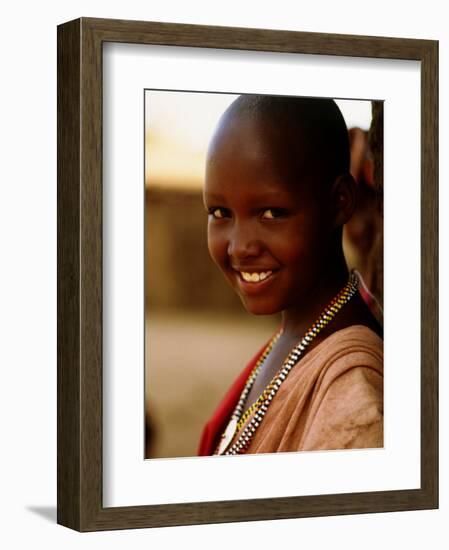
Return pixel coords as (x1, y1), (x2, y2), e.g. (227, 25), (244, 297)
(207, 234), (226, 266)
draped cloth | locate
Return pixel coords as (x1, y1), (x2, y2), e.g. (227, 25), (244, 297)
(197, 325), (383, 456)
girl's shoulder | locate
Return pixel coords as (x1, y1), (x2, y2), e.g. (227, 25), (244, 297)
(327, 323), (383, 348)
(315, 324), (383, 359)
(300, 324), (383, 386)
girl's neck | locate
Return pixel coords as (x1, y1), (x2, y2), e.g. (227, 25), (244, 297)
(281, 256), (349, 340)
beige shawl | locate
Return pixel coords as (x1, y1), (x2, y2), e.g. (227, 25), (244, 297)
(232, 325), (383, 454)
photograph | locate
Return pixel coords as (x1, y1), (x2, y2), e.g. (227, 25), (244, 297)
(144, 91), (384, 459)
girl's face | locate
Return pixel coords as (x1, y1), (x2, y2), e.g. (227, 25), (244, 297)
(204, 114), (336, 315)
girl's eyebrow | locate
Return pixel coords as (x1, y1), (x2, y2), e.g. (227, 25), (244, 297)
(203, 186), (294, 206)
(203, 191), (226, 202)
(245, 188), (293, 203)
(253, 190), (289, 201)
(205, 188), (290, 200)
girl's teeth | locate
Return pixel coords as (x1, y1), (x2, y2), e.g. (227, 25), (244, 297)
(241, 271), (272, 282)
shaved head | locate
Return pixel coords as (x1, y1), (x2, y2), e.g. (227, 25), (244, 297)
(209, 94), (350, 192)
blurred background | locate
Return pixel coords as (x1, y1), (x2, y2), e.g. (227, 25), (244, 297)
(144, 91), (383, 459)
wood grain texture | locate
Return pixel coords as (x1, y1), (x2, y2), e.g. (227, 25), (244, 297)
(57, 18), (81, 531)
(82, 16), (433, 59)
(57, 16), (439, 532)
(420, 40), (438, 505)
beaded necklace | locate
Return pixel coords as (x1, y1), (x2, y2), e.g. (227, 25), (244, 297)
(214, 271), (359, 456)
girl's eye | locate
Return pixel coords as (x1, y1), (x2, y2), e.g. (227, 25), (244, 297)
(261, 208), (287, 219)
(209, 207), (229, 219)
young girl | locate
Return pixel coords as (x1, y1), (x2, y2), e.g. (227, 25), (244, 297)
(198, 95), (383, 456)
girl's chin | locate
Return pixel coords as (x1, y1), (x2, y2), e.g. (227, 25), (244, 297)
(240, 296), (281, 316)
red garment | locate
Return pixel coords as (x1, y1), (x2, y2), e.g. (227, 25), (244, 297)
(197, 341), (269, 456)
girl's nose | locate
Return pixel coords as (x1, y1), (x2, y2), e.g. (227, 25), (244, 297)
(227, 223), (262, 259)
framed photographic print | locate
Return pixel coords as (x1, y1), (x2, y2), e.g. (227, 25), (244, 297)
(57, 17), (438, 531)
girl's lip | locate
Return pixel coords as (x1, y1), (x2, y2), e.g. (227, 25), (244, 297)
(234, 269), (279, 295)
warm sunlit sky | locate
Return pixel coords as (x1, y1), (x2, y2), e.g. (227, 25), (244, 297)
(145, 91), (373, 190)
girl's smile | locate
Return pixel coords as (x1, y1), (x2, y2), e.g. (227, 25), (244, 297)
(234, 268), (278, 295)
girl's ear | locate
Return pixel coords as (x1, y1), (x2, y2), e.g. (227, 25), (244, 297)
(330, 173), (357, 228)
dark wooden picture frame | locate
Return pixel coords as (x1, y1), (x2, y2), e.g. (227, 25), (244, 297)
(57, 17), (438, 532)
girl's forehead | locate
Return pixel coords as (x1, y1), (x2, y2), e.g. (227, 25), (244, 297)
(208, 113), (313, 177)
(213, 111), (307, 153)
(206, 178), (291, 198)
(206, 149), (315, 202)
(204, 167), (320, 209)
